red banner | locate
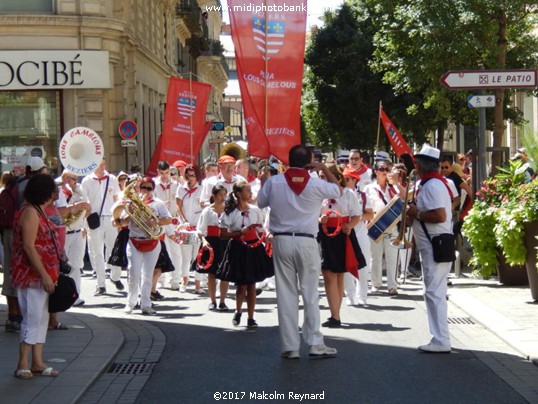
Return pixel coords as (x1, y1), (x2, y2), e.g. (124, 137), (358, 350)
(380, 107), (413, 157)
(229, 1), (307, 164)
(145, 77), (212, 177)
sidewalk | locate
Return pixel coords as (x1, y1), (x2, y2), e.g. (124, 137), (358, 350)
(0, 270), (537, 403)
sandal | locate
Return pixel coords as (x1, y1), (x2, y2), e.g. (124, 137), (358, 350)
(48, 322), (68, 330)
(14, 369), (33, 379)
(32, 367), (59, 377)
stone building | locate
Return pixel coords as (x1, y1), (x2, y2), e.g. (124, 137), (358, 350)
(0, 0), (227, 175)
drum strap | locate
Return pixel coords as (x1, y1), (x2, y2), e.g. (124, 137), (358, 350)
(376, 184), (396, 205)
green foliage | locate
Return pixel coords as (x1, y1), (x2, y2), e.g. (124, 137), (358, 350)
(494, 205), (526, 265)
(462, 201), (498, 278)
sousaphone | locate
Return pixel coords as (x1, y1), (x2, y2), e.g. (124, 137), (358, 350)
(59, 126), (104, 176)
(220, 142), (247, 161)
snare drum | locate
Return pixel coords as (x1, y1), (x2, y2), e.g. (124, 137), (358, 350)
(367, 196), (404, 243)
(178, 230), (199, 245)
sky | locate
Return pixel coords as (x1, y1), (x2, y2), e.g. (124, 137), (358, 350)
(221, 0), (344, 28)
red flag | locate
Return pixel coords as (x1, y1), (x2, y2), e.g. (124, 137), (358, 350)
(229, 1), (307, 164)
(146, 121), (213, 177)
(380, 107), (413, 157)
(161, 77), (212, 164)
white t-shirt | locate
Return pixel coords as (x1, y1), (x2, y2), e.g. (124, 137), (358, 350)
(412, 178), (452, 247)
(364, 181), (400, 215)
(128, 197), (171, 239)
(197, 206), (223, 237)
(81, 171), (120, 216)
(154, 177), (180, 216)
(257, 172), (341, 236)
(220, 204), (265, 232)
(321, 187), (360, 217)
(176, 183), (203, 226)
(200, 173), (247, 204)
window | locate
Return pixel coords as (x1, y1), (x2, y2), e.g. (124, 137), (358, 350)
(0, 91), (61, 176)
(0, 0), (53, 13)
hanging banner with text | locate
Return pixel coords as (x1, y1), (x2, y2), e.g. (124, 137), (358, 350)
(229, 0), (307, 164)
(146, 77), (212, 175)
(380, 107), (413, 158)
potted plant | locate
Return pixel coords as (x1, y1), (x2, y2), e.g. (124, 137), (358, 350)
(462, 160), (529, 284)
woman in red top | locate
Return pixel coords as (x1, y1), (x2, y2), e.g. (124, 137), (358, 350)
(11, 174), (60, 379)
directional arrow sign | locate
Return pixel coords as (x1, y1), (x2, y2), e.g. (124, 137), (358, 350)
(468, 95), (495, 108)
(440, 69), (538, 89)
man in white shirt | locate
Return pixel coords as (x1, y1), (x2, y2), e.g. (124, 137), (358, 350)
(235, 158), (261, 203)
(200, 155), (246, 206)
(258, 145), (342, 359)
(81, 159), (123, 295)
(408, 145), (453, 353)
(347, 149), (372, 192)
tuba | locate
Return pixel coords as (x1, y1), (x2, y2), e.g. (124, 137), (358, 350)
(220, 142), (247, 161)
(61, 185), (87, 227)
(112, 181), (164, 239)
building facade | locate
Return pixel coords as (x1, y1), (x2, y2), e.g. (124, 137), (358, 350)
(0, 0), (226, 175)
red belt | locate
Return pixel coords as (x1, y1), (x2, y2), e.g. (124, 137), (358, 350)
(233, 227), (258, 242)
(207, 225), (220, 237)
(130, 238), (159, 252)
(325, 216), (350, 228)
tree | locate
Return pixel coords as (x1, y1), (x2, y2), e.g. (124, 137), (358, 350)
(367, 0), (538, 168)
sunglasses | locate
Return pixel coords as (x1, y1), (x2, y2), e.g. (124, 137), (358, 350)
(349, 157), (361, 161)
(376, 167), (389, 172)
(185, 173), (196, 178)
(140, 186), (154, 191)
(441, 166), (450, 169)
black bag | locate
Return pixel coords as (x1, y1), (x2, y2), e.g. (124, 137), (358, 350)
(49, 274), (79, 313)
(86, 212), (101, 230)
(420, 221), (456, 263)
(59, 255), (73, 275)
(431, 233), (456, 263)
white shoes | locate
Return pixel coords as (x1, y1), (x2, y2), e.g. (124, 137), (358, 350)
(309, 344), (337, 358)
(124, 305), (134, 314)
(370, 286), (380, 293)
(170, 282), (180, 290)
(179, 285), (187, 293)
(418, 342), (451, 353)
(281, 350), (300, 359)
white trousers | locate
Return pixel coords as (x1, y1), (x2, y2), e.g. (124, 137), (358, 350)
(65, 231), (86, 295)
(126, 241), (161, 309)
(179, 241), (204, 281)
(17, 287), (49, 345)
(420, 245), (451, 346)
(344, 227), (371, 303)
(273, 235), (325, 352)
(164, 236), (183, 284)
(87, 217), (121, 287)
(370, 230), (398, 290)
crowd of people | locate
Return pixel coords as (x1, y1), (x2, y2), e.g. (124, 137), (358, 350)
(1, 142), (479, 376)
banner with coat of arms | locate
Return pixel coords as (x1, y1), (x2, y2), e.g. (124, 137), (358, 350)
(229, 1), (307, 164)
(146, 77), (212, 176)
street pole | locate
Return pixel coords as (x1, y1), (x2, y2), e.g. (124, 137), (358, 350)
(477, 94), (487, 188)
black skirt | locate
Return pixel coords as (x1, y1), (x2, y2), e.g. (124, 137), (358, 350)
(155, 240), (175, 273)
(318, 226), (366, 273)
(196, 236), (228, 274)
(108, 228), (130, 268)
(215, 239), (274, 285)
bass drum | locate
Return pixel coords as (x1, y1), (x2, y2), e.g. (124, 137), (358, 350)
(367, 195), (404, 243)
(59, 127), (104, 176)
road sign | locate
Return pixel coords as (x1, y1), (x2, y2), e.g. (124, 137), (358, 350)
(440, 69), (538, 89)
(210, 121), (225, 131)
(119, 120), (138, 140)
(121, 139), (137, 147)
(208, 137), (227, 144)
(468, 95), (495, 108)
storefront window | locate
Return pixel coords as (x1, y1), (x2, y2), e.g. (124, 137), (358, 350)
(0, 91), (61, 177)
(0, 0), (53, 13)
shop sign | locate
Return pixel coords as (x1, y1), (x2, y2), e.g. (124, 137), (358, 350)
(0, 50), (111, 90)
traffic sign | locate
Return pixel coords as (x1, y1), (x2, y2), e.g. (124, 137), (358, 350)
(210, 121), (225, 131)
(468, 95), (495, 108)
(119, 120), (138, 140)
(121, 139), (137, 147)
(440, 69), (538, 89)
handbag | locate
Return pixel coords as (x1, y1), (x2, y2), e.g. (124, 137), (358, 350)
(419, 220), (456, 263)
(49, 274), (78, 312)
(87, 176), (110, 230)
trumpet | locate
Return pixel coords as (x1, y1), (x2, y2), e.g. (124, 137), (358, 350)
(392, 169), (417, 249)
(112, 181), (164, 239)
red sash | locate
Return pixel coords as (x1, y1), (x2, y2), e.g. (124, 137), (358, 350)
(284, 168), (310, 195)
(325, 215), (350, 228)
(207, 225), (220, 237)
(130, 238), (158, 252)
(233, 227), (258, 242)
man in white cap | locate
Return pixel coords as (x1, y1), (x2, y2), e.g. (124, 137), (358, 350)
(407, 145), (453, 353)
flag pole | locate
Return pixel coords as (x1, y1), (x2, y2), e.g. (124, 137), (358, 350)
(376, 100), (382, 151)
(264, 2), (268, 153)
(189, 72), (194, 164)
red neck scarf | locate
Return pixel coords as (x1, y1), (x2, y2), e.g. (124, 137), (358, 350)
(419, 172), (454, 199)
(182, 186), (199, 199)
(356, 165), (369, 176)
(160, 183), (170, 191)
(93, 174), (108, 182)
(284, 168), (310, 196)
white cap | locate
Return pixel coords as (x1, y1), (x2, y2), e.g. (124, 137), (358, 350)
(27, 156), (46, 172)
(414, 145), (441, 163)
(375, 151), (391, 162)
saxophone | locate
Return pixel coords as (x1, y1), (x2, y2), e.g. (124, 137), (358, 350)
(112, 181), (164, 239)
